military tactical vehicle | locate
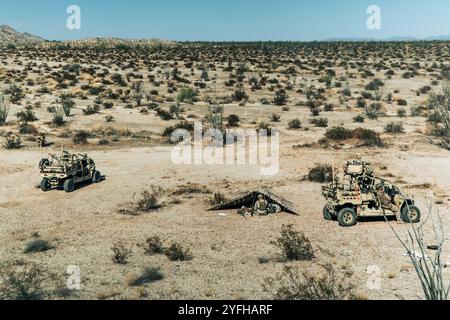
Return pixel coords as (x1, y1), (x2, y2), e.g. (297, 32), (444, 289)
(322, 160), (421, 227)
(39, 151), (101, 193)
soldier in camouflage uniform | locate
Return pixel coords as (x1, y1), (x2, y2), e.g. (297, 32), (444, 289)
(376, 184), (404, 222)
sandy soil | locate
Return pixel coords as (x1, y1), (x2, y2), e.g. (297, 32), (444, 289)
(0, 43), (449, 300)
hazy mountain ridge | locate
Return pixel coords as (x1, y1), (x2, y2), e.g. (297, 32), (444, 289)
(2, 24), (450, 45)
(0, 25), (45, 45)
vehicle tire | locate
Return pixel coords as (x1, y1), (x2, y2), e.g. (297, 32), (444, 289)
(92, 171), (101, 183)
(402, 205), (421, 224)
(40, 178), (51, 192)
(323, 206), (333, 221)
(337, 208), (357, 227)
(64, 179), (75, 193)
(39, 158), (50, 170)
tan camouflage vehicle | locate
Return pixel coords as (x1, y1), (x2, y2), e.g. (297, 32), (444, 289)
(321, 160), (421, 227)
(39, 151), (101, 193)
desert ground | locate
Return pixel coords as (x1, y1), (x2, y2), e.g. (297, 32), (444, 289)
(0, 41), (449, 300)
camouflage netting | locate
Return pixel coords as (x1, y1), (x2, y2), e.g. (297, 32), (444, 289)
(209, 189), (299, 215)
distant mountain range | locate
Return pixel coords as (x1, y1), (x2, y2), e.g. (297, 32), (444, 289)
(0, 25), (45, 45)
(2, 24), (450, 45)
(323, 35), (450, 42)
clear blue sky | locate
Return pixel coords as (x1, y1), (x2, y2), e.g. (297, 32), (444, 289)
(1, 0), (449, 41)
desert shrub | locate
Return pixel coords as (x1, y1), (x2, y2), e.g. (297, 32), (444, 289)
(308, 164), (333, 183)
(385, 122), (405, 133)
(353, 114), (365, 123)
(18, 123), (38, 135)
(111, 242), (131, 264)
(162, 121), (194, 138)
(23, 239), (53, 254)
(420, 86), (432, 94)
(105, 115), (114, 122)
(271, 114), (281, 122)
(272, 225), (314, 261)
(82, 105), (100, 115)
(111, 73), (127, 86)
(156, 108), (173, 121)
(263, 264), (359, 300)
(257, 122), (273, 136)
(352, 128), (384, 147)
(411, 105), (426, 117)
(136, 190), (161, 212)
(397, 108), (407, 118)
(177, 87), (197, 103)
(325, 126), (352, 140)
(365, 79), (384, 91)
(72, 130), (90, 145)
(233, 89), (248, 102)
(397, 99), (408, 106)
(0, 261), (51, 300)
(59, 94), (75, 117)
(364, 102), (383, 119)
(3, 133), (21, 149)
(227, 114), (240, 127)
(5, 84), (24, 103)
(273, 89), (288, 106)
(128, 267), (164, 286)
(164, 243), (193, 262)
(16, 109), (37, 123)
(169, 104), (183, 118)
(52, 107), (65, 126)
(324, 103), (334, 112)
(310, 117), (328, 128)
(143, 236), (165, 255)
(0, 93), (9, 125)
(288, 118), (302, 130)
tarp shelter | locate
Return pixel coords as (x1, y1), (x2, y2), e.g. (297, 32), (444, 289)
(209, 189), (299, 215)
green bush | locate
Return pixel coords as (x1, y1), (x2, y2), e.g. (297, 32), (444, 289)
(353, 114), (365, 123)
(52, 107), (65, 127)
(352, 128), (384, 147)
(325, 126), (352, 140)
(385, 122), (405, 133)
(227, 114), (240, 127)
(0, 261), (50, 300)
(177, 87), (197, 103)
(3, 133), (21, 149)
(164, 243), (193, 262)
(273, 89), (288, 106)
(73, 131), (90, 145)
(272, 225), (314, 261)
(16, 109), (38, 123)
(143, 236), (165, 255)
(310, 117), (328, 128)
(288, 118), (302, 130)
(308, 164), (333, 183)
(263, 264), (359, 300)
(0, 93), (9, 125)
(397, 108), (407, 118)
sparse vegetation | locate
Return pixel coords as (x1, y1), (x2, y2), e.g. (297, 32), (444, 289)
(164, 242), (193, 262)
(111, 242), (132, 264)
(308, 163), (333, 183)
(271, 224), (314, 261)
(263, 264), (359, 300)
